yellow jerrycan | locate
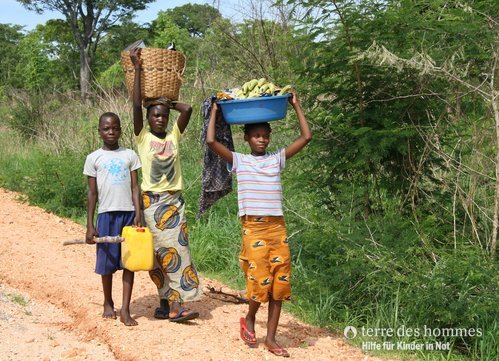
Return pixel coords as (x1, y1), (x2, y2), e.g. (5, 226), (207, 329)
(121, 226), (154, 271)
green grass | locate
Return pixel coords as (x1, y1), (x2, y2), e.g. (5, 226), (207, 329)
(8, 292), (29, 307)
(7, 291), (32, 315)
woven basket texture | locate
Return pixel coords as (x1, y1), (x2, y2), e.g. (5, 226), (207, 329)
(121, 48), (186, 101)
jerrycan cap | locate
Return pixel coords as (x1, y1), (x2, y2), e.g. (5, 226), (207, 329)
(136, 228), (145, 232)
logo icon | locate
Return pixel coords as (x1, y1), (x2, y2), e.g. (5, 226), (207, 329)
(344, 326), (357, 339)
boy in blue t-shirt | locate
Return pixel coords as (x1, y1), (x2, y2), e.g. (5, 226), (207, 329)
(206, 93), (311, 357)
(83, 112), (142, 326)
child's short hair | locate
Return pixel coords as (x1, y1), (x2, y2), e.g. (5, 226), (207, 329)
(99, 112), (120, 126)
(243, 122), (272, 135)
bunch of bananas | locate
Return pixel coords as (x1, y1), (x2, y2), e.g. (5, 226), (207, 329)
(238, 78), (291, 99)
(216, 78), (292, 100)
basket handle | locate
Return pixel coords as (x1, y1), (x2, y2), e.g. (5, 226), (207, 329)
(180, 59), (186, 76)
(178, 54), (186, 79)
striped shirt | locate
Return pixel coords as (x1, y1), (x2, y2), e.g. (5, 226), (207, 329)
(229, 149), (285, 216)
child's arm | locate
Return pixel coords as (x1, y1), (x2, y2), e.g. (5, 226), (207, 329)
(130, 48), (144, 136)
(173, 102), (192, 134)
(131, 169), (142, 227)
(86, 176), (98, 244)
(206, 102), (233, 164)
(285, 92), (312, 160)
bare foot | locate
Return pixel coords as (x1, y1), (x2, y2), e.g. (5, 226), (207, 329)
(120, 310), (138, 326)
(102, 302), (116, 319)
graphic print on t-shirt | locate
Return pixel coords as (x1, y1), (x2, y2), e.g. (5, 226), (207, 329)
(102, 158), (129, 184)
(149, 139), (176, 184)
(150, 156), (176, 183)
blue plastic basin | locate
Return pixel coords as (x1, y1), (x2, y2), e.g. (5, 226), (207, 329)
(218, 94), (291, 124)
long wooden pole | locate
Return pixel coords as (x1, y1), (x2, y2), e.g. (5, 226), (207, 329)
(63, 236), (124, 246)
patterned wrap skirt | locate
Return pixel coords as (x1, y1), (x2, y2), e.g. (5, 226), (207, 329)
(143, 191), (201, 303)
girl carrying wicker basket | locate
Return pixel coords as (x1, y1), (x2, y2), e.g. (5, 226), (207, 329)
(129, 47), (201, 322)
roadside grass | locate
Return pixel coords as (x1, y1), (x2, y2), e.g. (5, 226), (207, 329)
(7, 292), (32, 316)
(8, 292), (29, 307)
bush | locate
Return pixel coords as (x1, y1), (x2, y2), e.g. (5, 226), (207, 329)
(0, 135), (87, 220)
(287, 203), (497, 359)
(96, 61), (126, 91)
(24, 151), (87, 218)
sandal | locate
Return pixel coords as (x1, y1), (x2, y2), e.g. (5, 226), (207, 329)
(168, 307), (199, 323)
(154, 300), (170, 319)
(264, 338), (290, 357)
(239, 317), (257, 345)
(154, 307), (170, 319)
(267, 347), (290, 357)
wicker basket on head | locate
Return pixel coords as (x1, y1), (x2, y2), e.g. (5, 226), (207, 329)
(121, 48), (186, 101)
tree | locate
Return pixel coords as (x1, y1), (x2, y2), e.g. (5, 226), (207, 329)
(150, 11), (193, 51)
(0, 23), (24, 87)
(288, 0), (498, 256)
(160, 3), (221, 38)
(94, 17), (150, 79)
(17, 0), (154, 102)
(16, 30), (54, 91)
(195, 4), (302, 89)
(287, 0), (434, 217)
(34, 19), (80, 89)
(362, 4), (498, 256)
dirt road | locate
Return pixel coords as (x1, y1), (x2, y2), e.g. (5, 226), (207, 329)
(0, 188), (380, 361)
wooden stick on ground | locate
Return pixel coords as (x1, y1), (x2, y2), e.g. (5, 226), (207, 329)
(205, 286), (248, 304)
(63, 236), (124, 246)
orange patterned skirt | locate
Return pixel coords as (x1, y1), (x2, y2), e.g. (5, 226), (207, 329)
(239, 215), (291, 303)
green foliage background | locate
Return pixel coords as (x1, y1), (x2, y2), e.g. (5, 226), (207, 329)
(0, 1), (497, 360)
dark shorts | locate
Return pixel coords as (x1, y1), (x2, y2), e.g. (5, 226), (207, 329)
(95, 211), (135, 275)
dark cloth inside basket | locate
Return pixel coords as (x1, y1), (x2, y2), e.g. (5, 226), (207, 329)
(197, 96), (235, 218)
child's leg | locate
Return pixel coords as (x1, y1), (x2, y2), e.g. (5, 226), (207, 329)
(120, 269), (137, 326)
(264, 217), (291, 356)
(101, 274), (116, 319)
(95, 212), (122, 320)
(264, 297), (289, 357)
(243, 299), (261, 341)
(239, 217), (270, 343)
(265, 297), (283, 346)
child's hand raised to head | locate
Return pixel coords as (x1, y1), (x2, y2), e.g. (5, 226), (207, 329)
(211, 101), (219, 114)
(288, 92), (300, 107)
(130, 48), (141, 68)
(284, 91), (311, 159)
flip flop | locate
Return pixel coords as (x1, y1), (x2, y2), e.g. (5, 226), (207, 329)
(154, 307), (170, 319)
(267, 347), (290, 358)
(168, 307), (199, 323)
(239, 317), (257, 345)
